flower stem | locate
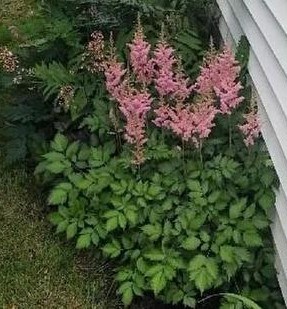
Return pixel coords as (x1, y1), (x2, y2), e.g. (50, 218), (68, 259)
(229, 116), (232, 149)
(199, 140), (203, 168)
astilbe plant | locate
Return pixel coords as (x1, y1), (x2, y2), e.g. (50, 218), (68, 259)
(36, 23), (282, 309)
(102, 23), (256, 163)
(238, 109), (260, 147)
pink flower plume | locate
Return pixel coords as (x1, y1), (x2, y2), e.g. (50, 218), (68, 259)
(196, 47), (244, 114)
(128, 23), (154, 85)
(238, 110), (260, 146)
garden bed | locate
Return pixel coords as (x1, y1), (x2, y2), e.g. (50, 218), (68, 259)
(0, 0), (285, 308)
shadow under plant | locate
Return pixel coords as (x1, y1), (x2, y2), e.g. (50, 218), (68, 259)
(0, 165), (120, 308)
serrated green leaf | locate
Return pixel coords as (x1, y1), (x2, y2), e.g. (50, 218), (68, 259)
(90, 147), (108, 167)
(66, 141), (80, 159)
(151, 270), (167, 295)
(233, 230), (241, 244)
(106, 217), (118, 232)
(189, 256), (218, 293)
(51, 133), (68, 152)
(103, 210), (119, 218)
(43, 151), (65, 161)
(244, 204), (256, 219)
(142, 224), (162, 241)
(146, 265), (163, 277)
(111, 182), (126, 195)
(144, 249), (165, 261)
(118, 213), (127, 229)
(208, 191), (221, 203)
(48, 212), (64, 225)
(68, 173), (92, 189)
(200, 231), (210, 243)
(258, 192), (275, 213)
(58, 182), (73, 191)
(252, 214), (269, 229)
(48, 188), (67, 205)
(136, 257), (147, 273)
(243, 231), (263, 247)
(187, 180), (201, 192)
(56, 220), (69, 234)
(118, 281), (133, 294)
(230, 199), (247, 219)
(182, 236), (201, 250)
(91, 232), (99, 245)
(220, 246), (234, 263)
(66, 222), (78, 240)
(234, 247), (251, 262)
(261, 171), (274, 187)
(76, 233), (91, 249)
(46, 161), (68, 174)
(147, 185), (162, 197)
(116, 270), (132, 282)
(189, 254), (207, 270)
(205, 258), (218, 280)
(85, 217), (98, 225)
(191, 268), (212, 293)
(183, 296), (196, 308)
(122, 286), (134, 306)
(80, 227), (94, 234)
(125, 209), (138, 225)
(133, 284), (143, 296)
(102, 240), (121, 258)
(78, 145), (91, 161)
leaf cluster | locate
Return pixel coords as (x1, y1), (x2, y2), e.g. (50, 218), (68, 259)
(36, 125), (280, 307)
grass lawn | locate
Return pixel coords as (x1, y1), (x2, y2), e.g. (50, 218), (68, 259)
(0, 166), (120, 308)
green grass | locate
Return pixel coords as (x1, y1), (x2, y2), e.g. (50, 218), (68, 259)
(0, 166), (120, 309)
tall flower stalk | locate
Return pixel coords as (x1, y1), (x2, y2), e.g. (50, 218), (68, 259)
(101, 23), (258, 164)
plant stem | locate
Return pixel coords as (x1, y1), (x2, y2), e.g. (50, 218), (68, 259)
(197, 293), (221, 305)
(229, 116), (232, 149)
(199, 140), (203, 168)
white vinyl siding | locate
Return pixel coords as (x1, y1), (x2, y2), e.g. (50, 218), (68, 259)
(217, 0), (287, 305)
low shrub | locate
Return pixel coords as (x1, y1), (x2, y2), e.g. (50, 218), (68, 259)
(36, 23), (281, 308)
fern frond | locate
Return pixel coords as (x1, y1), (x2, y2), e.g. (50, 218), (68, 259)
(34, 62), (74, 100)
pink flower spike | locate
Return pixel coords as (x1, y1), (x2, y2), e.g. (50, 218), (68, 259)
(238, 110), (261, 147)
(119, 88), (153, 164)
(153, 40), (193, 101)
(173, 70), (194, 102)
(154, 41), (177, 97)
(105, 60), (127, 101)
(128, 24), (154, 84)
(192, 96), (218, 141)
(195, 46), (244, 114)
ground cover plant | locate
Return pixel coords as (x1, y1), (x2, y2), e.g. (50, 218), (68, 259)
(35, 20), (284, 308)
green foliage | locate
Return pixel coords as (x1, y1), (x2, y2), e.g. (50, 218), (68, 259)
(37, 122), (280, 307)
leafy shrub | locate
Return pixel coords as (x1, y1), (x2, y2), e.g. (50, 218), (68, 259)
(35, 24), (282, 308)
(38, 132), (278, 307)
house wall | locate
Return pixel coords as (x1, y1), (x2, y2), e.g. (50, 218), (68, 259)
(216, 0), (287, 305)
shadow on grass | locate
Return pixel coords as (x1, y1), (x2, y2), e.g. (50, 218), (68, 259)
(0, 166), (120, 309)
